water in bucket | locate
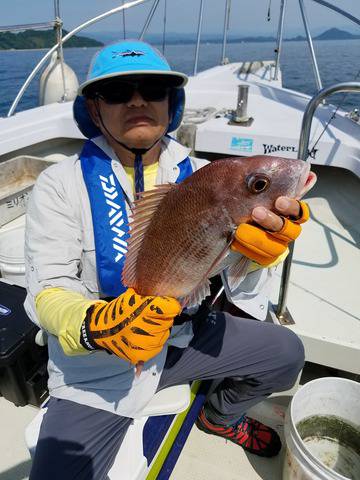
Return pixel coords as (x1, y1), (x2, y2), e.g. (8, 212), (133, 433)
(283, 378), (360, 480)
(296, 415), (360, 479)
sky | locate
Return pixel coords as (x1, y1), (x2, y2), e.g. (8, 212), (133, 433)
(2, 0), (360, 37)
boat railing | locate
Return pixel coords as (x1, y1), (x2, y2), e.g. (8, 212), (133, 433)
(220, 0), (232, 65)
(139, 0), (161, 40)
(299, 0), (323, 90)
(0, 22), (56, 32)
(193, 0), (205, 76)
(5, 0), (150, 117)
(276, 81), (360, 323)
(273, 0), (287, 81)
(53, 0), (67, 101)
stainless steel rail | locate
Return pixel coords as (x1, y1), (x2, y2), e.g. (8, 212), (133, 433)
(54, 0), (67, 102)
(311, 0), (360, 28)
(0, 22), (55, 32)
(7, 0), (150, 117)
(54, 0), (60, 18)
(221, 0), (231, 65)
(193, 0), (205, 76)
(299, 0), (322, 91)
(274, 0), (287, 81)
(276, 81), (360, 320)
(139, 0), (161, 40)
(122, 0), (127, 39)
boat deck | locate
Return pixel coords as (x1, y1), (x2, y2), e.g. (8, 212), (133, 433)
(2, 363), (355, 480)
(0, 382), (292, 480)
(0, 397), (35, 480)
(171, 395), (288, 480)
(270, 164), (360, 375)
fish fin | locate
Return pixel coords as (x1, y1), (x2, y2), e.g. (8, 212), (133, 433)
(180, 237), (234, 308)
(122, 184), (175, 287)
(179, 279), (211, 309)
(226, 256), (251, 291)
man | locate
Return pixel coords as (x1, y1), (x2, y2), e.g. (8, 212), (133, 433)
(25, 40), (308, 480)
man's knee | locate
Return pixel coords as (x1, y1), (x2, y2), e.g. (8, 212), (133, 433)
(271, 327), (305, 386)
(285, 328), (304, 370)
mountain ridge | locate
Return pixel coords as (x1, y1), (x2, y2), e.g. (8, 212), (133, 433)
(0, 27), (358, 50)
(88, 27), (360, 45)
(0, 29), (103, 50)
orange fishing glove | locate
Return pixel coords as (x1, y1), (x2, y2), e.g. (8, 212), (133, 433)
(81, 288), (181, 365)
(231, 201), (310, 267)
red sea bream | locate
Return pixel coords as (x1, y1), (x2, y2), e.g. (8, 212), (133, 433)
(122, 156), (316, 305)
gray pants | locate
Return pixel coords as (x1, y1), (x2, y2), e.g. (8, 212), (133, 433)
(30, 311), (304, 480)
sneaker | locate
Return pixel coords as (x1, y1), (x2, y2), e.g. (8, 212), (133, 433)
(196, 406), (282, 457)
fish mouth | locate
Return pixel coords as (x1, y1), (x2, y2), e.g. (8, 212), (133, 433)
(295, 163), (317, 199)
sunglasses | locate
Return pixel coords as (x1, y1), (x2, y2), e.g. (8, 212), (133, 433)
(93, 80), (170, 104)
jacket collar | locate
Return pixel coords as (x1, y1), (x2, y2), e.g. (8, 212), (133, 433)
(90, 135), (191, 199)
(159, 135), (192, 168)
(91, 134), (191, 169)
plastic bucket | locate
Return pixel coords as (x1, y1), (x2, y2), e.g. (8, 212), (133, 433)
(0, 215), (26, 287)
(283, 377), (360, 480)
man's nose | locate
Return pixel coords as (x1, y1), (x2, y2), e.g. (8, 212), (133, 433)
(127, 90), (147, 107)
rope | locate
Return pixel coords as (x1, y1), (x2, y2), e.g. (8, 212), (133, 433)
(182, 107), (228, 124)
(55, 18), (67, 102)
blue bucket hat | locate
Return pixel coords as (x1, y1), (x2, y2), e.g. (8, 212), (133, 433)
(73, 40), (188, 138)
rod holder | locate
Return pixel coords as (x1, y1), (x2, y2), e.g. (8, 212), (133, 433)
(229, 84), (253, 126)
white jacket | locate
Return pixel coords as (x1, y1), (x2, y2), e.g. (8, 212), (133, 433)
(24, 135), (274, 418)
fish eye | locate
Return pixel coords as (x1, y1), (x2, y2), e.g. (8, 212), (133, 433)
(246, 174), (270, 194)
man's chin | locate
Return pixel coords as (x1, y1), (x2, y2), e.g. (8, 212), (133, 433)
(122, 130), (163, 150)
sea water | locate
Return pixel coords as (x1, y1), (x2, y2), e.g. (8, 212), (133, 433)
(297, 415), (360, 479)
(0, 39), (360, 117)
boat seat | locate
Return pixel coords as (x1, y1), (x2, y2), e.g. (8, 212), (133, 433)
(25, 383), (191, 480)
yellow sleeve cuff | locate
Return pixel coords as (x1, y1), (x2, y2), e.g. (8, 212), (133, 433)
(35, 288), (105, 356)
(247, 248), (290, 272)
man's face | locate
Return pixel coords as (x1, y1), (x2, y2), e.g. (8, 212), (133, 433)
(86, 78), (170, 150)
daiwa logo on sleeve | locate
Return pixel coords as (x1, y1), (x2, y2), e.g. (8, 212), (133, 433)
(230, 137), (253, 153)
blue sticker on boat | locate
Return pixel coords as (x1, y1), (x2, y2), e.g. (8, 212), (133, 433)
(0, 304), (11, 316)
(230, 137), (253, 152)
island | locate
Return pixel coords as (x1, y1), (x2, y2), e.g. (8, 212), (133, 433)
(1, 27), (358, 50)
(88, 27), (360, 45)
(0, 29), (103, 50)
